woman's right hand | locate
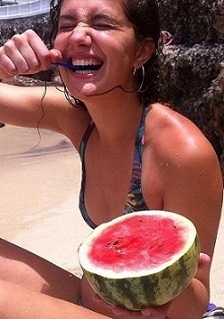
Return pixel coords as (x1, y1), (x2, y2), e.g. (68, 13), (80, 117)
(0, 29), (62, 80)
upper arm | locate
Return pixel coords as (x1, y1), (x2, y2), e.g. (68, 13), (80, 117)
(143, 105), (223, 258)
(162, 142), (223, 257)
(142, 103), (223, 318)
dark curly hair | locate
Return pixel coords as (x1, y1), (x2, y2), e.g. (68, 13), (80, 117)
(49, 0), (161, 108)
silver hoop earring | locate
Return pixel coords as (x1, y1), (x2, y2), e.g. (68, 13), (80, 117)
(138, 64), (145, 92)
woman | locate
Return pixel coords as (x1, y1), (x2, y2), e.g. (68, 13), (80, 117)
(0, 0), (223, 318)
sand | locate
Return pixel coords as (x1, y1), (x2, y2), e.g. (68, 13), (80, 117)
(0, 124), (223, 306)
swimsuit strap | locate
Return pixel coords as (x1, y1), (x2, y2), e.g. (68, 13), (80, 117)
(78, 106), (149, 229)
(79, 121), (95, 163)
(125, 105), (149, 214)
(78, 121), (97, 229)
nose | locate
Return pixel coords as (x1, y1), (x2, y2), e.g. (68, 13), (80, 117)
(69, 23), (92, 48)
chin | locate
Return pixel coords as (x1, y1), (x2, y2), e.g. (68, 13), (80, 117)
(72, 83), (100, 99)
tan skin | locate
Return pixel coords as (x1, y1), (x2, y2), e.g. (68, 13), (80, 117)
(0, 0), (223, 318)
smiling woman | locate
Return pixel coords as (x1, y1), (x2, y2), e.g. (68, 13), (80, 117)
(0, 0), (223, 319)
(50, 0), (159, 106)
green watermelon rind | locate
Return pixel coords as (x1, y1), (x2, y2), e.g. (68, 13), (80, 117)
(81, 236), (200, 310)
(78, 210), (200, 310)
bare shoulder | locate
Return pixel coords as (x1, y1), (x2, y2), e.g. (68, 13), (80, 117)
(142, 103), (223, 222)
(144, 103), (217, 163)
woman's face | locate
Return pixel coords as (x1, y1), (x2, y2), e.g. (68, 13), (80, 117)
(54, 0), (147, 101)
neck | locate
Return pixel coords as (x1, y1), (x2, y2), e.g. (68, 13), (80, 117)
(84, 91), (143, 144)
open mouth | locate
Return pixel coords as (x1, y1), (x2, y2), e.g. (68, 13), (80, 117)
(72, 64), (102, 73)
(71, 58), (103, 74)
(54, 60), (102, 73)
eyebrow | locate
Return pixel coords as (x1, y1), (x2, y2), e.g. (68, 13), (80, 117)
(59, 14), (76, 23)
(59, 13), (119, 26)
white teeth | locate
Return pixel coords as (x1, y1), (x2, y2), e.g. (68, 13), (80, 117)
(71, 58), (102, 74)
(72, 58), (101, 66)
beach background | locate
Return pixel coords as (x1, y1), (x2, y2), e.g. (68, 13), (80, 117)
(0, 124), (223, 306)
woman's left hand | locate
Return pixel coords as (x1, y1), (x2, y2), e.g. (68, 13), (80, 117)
(94, 294), (170, 319)
(94, 253), (211, 318)
(112, 304), (170, 319)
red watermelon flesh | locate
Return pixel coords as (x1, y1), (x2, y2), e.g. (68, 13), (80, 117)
(88, 215), (185, 271)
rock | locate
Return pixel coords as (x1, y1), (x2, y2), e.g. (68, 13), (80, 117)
(158, 43), (224, 166)
(157, 0), (224, 45)
(157, 0), (224, 176)
(0, 13), (51, 47)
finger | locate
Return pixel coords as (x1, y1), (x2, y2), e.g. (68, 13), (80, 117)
(0, 48), (18, 77)
(2, 38), (36, 74)
(49, 49), (64, 64)
(25, 30), (52, 70)
(141, 308), (152, 316)
(93, 294), (113, 309)
(142, 302), (170, 319)
(198, 253), (211, 270)
(0, 30), (51, 75)
(112, 308), (142, 319)
(112, 306), (152, 319)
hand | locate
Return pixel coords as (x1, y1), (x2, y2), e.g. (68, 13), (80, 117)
(112, 304), (170, 319)
(94, 294), (170, 319)
(0, 29), (62, 79)
(93, 254), (210, 319)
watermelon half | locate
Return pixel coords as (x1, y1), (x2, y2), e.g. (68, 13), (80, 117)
(78, 210), (200, 310)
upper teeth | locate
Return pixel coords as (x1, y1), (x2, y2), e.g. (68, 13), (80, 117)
(72, 58), (101, 66)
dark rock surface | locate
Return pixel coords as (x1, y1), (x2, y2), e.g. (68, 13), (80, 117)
(0, 13), (51, 47)
(157, 0), (224, 176)
(0, 1), (224, 176)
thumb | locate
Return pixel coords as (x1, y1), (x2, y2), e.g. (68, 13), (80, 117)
(198, 253), (211, 270)
(49, 49), (63, 64)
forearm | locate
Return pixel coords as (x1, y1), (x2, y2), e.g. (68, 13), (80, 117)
(0, 82), (50, 128)
(167, 278), (209, 319)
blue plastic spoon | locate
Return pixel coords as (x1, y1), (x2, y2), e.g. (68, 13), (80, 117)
(53, 61), (100, 72)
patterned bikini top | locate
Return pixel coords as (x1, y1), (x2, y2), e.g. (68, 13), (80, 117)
(78, 106), (149, 229)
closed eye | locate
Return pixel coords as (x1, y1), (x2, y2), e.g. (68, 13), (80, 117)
(92, 23), (116, 30)
(58, 15), (76, 32)
(58, 24), (75, 32)
(91, 14), (120, 30)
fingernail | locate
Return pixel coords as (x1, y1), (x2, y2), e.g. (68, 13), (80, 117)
(141, 308), (152, 316)
(112, 308), (123, 315)
(93, 294), (101, 302)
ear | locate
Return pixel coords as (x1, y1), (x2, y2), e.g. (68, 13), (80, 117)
(134, 38), (155, 68)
